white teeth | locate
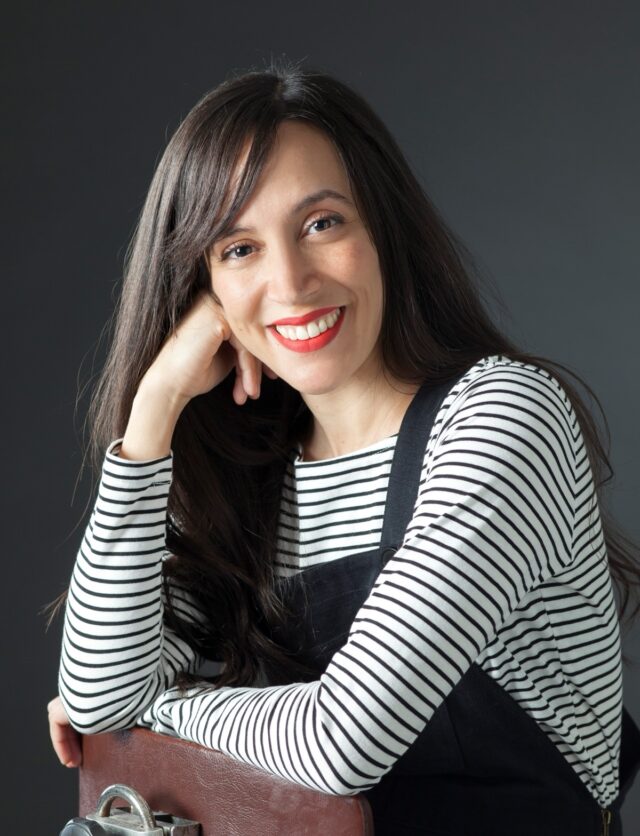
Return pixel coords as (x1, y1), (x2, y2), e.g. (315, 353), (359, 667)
(275, 307), (341, 340)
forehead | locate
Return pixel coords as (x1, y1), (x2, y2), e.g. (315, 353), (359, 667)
(230, 121), (351, 207)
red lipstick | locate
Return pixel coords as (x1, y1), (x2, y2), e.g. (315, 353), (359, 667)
(270, 306), (345, 353)
(270, 306), (340, 327)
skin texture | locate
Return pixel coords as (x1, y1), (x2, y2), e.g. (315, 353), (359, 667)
(140, 289), (279, 411)
(207, 121), (385, 397)
(116, 291), (280, 462)
(48, 695), (81, 767)
(207, 120), (418, 461)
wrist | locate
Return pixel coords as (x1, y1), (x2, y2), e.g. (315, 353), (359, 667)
(118, 383), (187, 462)
(136, 375), (191, 417)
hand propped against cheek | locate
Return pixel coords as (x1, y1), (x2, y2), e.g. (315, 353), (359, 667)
(142, 289), (278, 409)
(109, 288), (281, 462)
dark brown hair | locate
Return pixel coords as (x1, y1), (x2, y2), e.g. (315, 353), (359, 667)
(49, 58), (640, 686)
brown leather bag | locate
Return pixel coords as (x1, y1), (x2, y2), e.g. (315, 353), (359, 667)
(79, 727), (374, 835)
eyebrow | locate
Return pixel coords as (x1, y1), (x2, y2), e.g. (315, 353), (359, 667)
(212, 188), (353, 244)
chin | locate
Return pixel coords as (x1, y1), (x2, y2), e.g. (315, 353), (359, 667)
(280, 369), (347, 397)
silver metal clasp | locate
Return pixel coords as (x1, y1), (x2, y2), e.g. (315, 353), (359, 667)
(87, 784), (200, 835)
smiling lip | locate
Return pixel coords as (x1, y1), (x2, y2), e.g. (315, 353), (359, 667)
(270, 306), (345, 353)
(269, 306), (340, 327)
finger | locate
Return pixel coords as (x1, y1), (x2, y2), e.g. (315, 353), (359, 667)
(212, 312), (231, 343)
(262, 363), (278, 380)
(48, 697), (83, 767)
(236, 347), (258, 399)
(226, 332), (267, 400)
(204, 298), (231, 342)
(232, 360), (248, 406)
(49, 715), (82, 767)
(248, 353), (262, 399)
(48, 710), (71, 763)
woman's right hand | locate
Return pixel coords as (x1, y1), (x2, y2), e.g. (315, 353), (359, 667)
(117, 290), (278, 461)
(142, 289), (277, 408)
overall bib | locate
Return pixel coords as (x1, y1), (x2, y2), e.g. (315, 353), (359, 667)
(266, 375), (640, 835)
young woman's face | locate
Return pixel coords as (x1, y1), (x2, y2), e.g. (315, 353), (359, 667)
(207, 120), (385, 397)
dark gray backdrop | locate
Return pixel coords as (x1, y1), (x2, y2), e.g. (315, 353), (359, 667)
(4, 2), (639, 832)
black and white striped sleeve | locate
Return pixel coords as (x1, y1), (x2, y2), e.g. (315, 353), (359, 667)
(137, 366), (581, 795)
(58, 439), (207, 733)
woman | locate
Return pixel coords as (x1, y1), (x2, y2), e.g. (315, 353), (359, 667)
(48, 62), (640, 834)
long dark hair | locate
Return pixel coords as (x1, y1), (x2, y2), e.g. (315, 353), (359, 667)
(49, 58), (640, 688)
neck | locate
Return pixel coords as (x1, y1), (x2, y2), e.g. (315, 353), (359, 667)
(298, 373), (420, 462)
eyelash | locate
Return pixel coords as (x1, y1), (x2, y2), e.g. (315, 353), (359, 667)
(218, 213), (343, 262)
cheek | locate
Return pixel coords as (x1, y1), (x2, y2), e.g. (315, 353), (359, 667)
(218, 288), (260, 335)
(341, 241), (383, 302)
(334, 237), (371, 272)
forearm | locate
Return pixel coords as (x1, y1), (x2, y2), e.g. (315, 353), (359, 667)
(118, 382), (188, 461)
(139, 678), (362, 795)
(137, 366), (581, 796)
(58, 441), (200, 733)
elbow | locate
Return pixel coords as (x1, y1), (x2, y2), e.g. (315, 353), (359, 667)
(59, 691), (137, 736)
(323, 784), (374, 798)
(319, 775), (380, 797)
(73, 714), (136, 736)
(58, 662), (164, 735)
(57, 677), (150, 736)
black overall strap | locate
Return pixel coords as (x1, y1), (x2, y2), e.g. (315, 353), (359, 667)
(379, 373), (466, 560)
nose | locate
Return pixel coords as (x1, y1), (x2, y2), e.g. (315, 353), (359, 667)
(264, 237), (322, 306)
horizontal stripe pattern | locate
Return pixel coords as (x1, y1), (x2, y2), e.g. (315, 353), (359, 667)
(58, 449), (205, 731)
(277, 435), (398, 570)
(58, 354), (622, 805)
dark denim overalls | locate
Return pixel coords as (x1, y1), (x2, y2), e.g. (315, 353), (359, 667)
(266, 375), (640, 835)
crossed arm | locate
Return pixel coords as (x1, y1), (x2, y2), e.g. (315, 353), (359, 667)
(53, 366), (579, 794)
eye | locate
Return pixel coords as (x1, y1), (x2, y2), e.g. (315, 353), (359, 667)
(219, 242), (254, 262)
(306, 213), (343, 234)
(218, 215), (343, 261)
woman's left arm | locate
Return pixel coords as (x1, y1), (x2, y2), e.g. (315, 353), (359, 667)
(140, 367), (585, 795)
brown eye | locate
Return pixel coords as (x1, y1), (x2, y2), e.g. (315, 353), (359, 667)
(307, 214), (343, 234)
(220, 242), (254, 261)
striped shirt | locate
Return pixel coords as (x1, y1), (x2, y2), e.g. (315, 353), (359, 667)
(58, 353), (623, 805)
